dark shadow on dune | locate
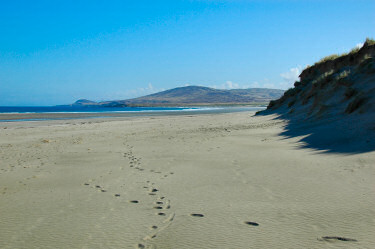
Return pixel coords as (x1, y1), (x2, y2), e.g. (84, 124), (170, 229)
(257, 111), (375, 154)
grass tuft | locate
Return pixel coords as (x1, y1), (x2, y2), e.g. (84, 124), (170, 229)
(365, 37), (375, 46)
(316, 54), (340, 64)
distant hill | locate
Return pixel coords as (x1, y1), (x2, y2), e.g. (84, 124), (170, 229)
(74, 86), (284, 107)
(73, 99), (98, 106)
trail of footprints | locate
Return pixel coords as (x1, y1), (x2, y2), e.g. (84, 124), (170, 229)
(82, 144), (267, 248)
(124, 147), (177, 248)
(82, 144), (359, 247)
(83, 144), (179, 249)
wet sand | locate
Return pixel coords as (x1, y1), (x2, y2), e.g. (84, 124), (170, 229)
(0, 111), (374, 248)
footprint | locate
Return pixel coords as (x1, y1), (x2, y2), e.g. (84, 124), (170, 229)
(114, 194), (121, 197)
(130, 200), (139, 203)
(244, 221), (259, 226)
(137, 243), (145, 249)
(157, 212), (166, 216)
(319, 236), (357, 242)
(153, 206), (163, 209)
(191, 213), (204, 217)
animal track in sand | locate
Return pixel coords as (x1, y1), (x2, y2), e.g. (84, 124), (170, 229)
(163, 213), (175, 223)
(141, 212), (176, 246)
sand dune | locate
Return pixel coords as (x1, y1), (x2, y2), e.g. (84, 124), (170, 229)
(0, 112), (374, 248)
(259, 40), (375, 154)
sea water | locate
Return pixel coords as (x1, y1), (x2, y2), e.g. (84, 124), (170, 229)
(0, 106), (266, 122)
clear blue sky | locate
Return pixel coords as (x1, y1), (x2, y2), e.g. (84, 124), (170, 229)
(1, 0), (374, 106)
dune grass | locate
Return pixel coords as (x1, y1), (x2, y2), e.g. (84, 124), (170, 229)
(310, 38), (374, 67)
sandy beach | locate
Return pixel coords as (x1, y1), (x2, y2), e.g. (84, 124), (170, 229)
(0, 111), (374, 249)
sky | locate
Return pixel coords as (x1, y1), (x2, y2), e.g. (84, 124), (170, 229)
(0, 0), (374, 106)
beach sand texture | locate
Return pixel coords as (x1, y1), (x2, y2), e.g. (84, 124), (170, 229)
(0, 112), (374, 248)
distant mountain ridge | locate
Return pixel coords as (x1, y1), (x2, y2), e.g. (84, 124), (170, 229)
(73, 86), (284, 107)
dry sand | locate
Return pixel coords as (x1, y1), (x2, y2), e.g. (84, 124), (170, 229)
(0, 112), (374, 249)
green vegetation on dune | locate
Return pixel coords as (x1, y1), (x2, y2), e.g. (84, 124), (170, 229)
(316, 54), (341, 64)
(364, 37), (375, 45)
(311, 37), (374, 67)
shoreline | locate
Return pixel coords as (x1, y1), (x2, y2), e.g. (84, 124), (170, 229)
(0, 106), (264, 122)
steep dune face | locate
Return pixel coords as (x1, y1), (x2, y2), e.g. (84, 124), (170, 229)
(264, 40), (375, 119)
(259, 39), (375, 153)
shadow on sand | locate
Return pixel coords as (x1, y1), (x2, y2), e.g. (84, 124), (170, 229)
(257, 111), (375, 154)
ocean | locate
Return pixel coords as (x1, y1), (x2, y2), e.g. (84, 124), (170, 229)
(0, 106), (215, 114)
(0, 106), (265, 122)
